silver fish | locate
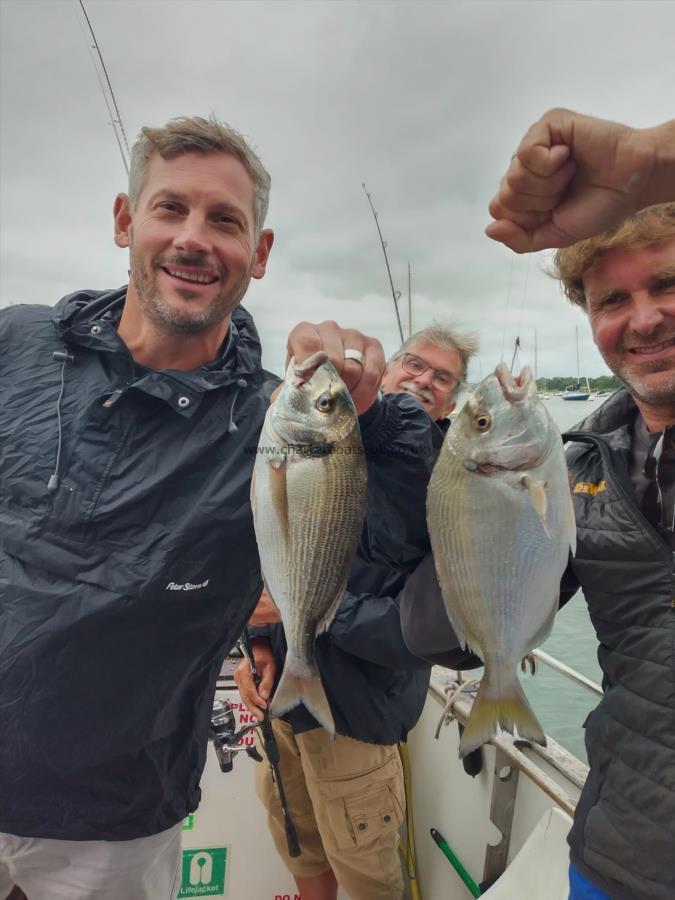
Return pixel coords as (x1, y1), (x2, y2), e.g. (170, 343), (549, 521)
(427, 363), (576, 757)
(251, 351), (367, 737)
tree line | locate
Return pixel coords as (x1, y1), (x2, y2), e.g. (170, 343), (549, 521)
(536, 375), (623, 392)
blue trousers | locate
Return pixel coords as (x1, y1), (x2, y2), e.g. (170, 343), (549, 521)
(569, 865), (611, 899)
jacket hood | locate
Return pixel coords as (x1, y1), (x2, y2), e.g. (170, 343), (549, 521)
(52, 286), (263, 380)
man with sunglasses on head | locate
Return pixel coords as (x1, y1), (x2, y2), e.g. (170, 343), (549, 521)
(235, 324), (477, 900)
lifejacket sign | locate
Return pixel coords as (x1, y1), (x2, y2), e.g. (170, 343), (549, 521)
(178, 847), (228, 897)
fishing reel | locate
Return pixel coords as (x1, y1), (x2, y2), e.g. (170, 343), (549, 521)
(209, 697), (262, 773)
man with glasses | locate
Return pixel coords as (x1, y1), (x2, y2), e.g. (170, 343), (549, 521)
(380, 324), (474, 426)
(236, 324), (476, 900)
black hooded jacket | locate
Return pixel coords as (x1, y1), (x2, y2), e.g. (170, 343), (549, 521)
(0, 289), (436, 841)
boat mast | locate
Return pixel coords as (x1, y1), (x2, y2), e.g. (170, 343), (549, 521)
(362, 184), (404, 343)
(407, 262), (412, 338)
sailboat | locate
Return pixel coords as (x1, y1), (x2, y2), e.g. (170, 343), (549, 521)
(534, 331), (550, 400)
(563, 328), (591, 401)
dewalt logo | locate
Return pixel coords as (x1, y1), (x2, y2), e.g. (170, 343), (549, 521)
(573, 480), (607, 496)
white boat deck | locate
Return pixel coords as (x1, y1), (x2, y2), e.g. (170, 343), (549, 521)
(177, 662), (588, 899)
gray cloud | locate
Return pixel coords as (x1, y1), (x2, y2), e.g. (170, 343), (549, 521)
(2, 0), (674, 381)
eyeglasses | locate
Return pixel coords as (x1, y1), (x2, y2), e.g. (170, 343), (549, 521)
(399, 353), (459, 393)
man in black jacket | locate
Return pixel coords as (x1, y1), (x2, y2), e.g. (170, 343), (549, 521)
(486, 113), (675, 900)
(409, 202), (675, 900)
(0, 116), (437, 900)
(235, 325), (476, 900)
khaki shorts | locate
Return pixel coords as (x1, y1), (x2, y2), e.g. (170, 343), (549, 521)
(255, 719), (405, 900)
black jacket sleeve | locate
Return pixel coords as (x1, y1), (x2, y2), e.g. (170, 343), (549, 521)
(357, 393), (443, 570)
(559, 556), (581, 609)
(328, 587), (432, 671)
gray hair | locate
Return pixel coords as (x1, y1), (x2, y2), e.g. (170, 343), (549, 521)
(391, 322), (479, 390)
(128, 115), (271, 238)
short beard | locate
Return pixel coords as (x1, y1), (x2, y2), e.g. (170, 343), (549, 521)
(131, 252), (253, 335)
(619, 366), (675, 409)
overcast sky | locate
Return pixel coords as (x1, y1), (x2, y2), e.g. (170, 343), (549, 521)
(1, 0), (674, 379)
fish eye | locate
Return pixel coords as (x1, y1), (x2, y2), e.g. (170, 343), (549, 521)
(474, 413), (491, 432)
(315, 393), (334, 413)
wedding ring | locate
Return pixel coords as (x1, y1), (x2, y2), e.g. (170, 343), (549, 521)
(343, 348), (365, 366)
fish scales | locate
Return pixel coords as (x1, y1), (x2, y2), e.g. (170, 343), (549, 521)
(428, 363), (576, 757)
(282, 453), (361, 660)
(252, 352), (367, 736)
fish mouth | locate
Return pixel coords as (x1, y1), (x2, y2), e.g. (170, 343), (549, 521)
(465, 460), (508, 475)
(271, 411), (328, 446)
(287, 351), (329, 388)
(468, 440), (547, 473)
(495, 363), (534, 402)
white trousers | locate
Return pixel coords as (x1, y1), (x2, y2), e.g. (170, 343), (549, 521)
(0, 823), (182, 900)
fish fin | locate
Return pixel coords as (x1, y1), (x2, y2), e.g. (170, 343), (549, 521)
(315, 588), (346, 636)
(431, 557), (470, 650)
(564, 492), (577, 556)
(521, 475), (550, 538)
(268, 456), (290, 546)
(271, 660), (335, 738)
(316, 591), (342, 636)
(459, 668), (546, 758)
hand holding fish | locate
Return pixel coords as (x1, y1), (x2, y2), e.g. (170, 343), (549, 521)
(286, 320), (385, 415)
(233, 638), (277, 722)
(248, 588), (282, 626)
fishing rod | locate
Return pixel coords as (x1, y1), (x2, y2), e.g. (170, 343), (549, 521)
(510, 336), (521, 374)
(362, 183), (405, 343)
(238, 629), (301, 858)
(407, 262), (412, 339)
(76, 0), (130, 175)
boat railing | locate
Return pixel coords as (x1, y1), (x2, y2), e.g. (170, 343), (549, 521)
(531, 648), (603, 697)
(431, 645), (601, 822)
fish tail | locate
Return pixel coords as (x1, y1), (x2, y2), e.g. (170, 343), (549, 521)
(271, 662), (335, 739)
(459, 670), (545, 758)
